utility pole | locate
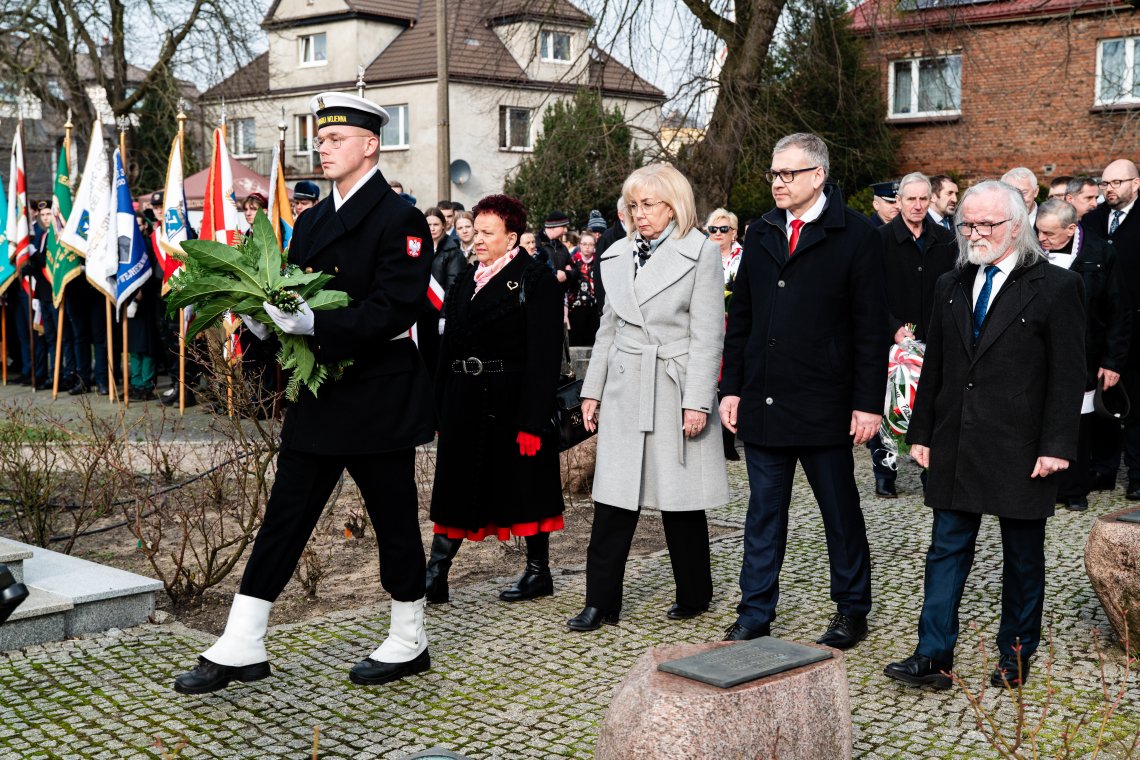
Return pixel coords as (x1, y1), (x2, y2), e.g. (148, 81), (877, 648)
(436, 0), (450, 201)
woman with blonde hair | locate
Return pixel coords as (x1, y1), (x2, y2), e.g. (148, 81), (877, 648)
(568, 163), (728, 631)
(707, 207), (743, 462)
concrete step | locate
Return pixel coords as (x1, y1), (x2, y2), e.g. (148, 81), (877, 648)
(0, 537), (33, 583)
(0, 537), (163, 650)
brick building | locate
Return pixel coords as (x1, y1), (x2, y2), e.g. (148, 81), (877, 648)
(849, 0), (1140, 183)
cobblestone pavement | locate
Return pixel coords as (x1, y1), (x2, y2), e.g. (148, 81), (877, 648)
(2, 453), (1139, 758)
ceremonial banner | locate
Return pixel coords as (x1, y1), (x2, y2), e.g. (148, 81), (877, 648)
(199, 126), (239, 245)
(0, 169), (15, 294)
(112, 148), (151, 315)
(45, 137), (80, 307)
(267, 141), (294, 249)
(63, 121), (116, 298)
(7, 127), (32, 292)
(156, 133), (189, 294)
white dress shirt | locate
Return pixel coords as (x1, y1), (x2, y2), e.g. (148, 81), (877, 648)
(971, 251), (1018, 309)
(332, 163), (380, 211)
(785, 191), (828, 240)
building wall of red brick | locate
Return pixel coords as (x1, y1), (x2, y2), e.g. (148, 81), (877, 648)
(859, 8), (1140, 183)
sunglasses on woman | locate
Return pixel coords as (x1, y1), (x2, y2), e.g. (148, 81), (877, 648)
(707, 225), (734, 234)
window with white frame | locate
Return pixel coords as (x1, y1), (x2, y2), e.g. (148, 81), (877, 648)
(499, 106), (532, 150)
(229, 118), (256, 156)
(888, 55), (961, 118)
(299, 33), (328, 66)
(295, 114), (316, 153)
(379, 104), (409, 149)
(1096, 36), (1140, 105)
(539, 30), (571, 63)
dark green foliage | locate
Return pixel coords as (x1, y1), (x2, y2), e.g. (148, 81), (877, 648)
(505, 89), (643, 229)
(131, 63), (199, 193)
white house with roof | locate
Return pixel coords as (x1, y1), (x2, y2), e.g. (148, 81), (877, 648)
(202, 0), (665, 208)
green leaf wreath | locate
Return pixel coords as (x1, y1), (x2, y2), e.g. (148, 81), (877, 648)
(165, 211), (352, 401)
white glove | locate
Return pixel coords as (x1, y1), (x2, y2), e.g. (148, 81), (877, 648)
(31, 299), (41, 324)
(126, 301), (138, 319)
(438, 317), (446, 336)
(240, 313), (271, 341)
(263, 298), (315, 336)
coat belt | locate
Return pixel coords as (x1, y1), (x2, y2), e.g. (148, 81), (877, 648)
(613, 333), (690, 463)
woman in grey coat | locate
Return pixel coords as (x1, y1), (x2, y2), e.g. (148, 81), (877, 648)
(569, 163), (729, 631)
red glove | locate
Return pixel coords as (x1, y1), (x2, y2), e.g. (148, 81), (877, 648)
(517, 431), (542, 456)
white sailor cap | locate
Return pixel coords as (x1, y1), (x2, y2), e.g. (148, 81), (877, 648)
(309, 92), (390, 133)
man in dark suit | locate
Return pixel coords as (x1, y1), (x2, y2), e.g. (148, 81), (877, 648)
(720, 132), (889, 649)
(1084, 160), (1140, 496)
(1036, 198), (1130, 511)
(175, 92), (435, 694)
(884, 180), (1085, 690)
(928, 175), (958, 232)
(871, 172), (956, 497)
(868, 181), (900, 227)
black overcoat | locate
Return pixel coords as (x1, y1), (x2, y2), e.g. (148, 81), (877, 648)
(278, 169), (435, 455)
(878, 213), (956, 342)
(906, 259), (1086, 519)
(1065, 233), (1130, 387)
(1085, 202), (1140, 367)
(721, 185), (890, 447)
(429, 253), (565, 531)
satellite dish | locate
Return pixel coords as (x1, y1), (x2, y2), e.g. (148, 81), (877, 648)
(449, 159), (471, 186)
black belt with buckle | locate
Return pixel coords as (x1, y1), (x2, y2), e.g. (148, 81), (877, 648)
(450, 357), (522, 375)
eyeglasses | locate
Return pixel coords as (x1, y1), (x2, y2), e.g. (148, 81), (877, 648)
(707, 225), (734, 234)
(626, 199), (667, 216)
(1098, 178), (1137, 189)
(312, 134), (370, 150)
(764, 167), (819, 184)
(956, 219), (1010, 236)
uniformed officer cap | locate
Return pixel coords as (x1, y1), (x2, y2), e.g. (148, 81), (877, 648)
(293, 181), (320, 201)
(309, 92), (389, 134)
(150, 191), (164, 206)
(870, 181), (899, 200)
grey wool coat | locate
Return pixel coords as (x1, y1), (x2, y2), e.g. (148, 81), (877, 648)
(581, 228), (729, 511)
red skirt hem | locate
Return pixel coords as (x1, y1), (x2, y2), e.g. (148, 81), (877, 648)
(433, 516), (565, 542)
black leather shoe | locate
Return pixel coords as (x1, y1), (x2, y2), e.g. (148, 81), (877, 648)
(722, 621), (771, 640)
(1090, 471), (1117, 491)
(1128, 482), (1140, 501)
(883, 654), (952, 689)
(68, 381), (91, 396)
(1065, 497), (1089, 511)
(990, 653), (1032, 688)
(666, 603), (709, 620)
(567, 606), (619, 631)
(173, 656), (270, 695)
(874, 476), (897, 498)
(817, 613), (868, 649)
(349, 649), (430, 686)
(500, 534), (554, 602)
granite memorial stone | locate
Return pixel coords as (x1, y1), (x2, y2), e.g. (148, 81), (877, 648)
(659, 636), (831, 688)
(1085, 506), (1140, 652)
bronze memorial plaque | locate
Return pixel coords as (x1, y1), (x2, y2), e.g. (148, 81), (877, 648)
(658, 637), (832, 688)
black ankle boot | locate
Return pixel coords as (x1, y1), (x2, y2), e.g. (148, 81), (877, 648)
(425, 535), (462, 604)
(499, 533), (554, 602)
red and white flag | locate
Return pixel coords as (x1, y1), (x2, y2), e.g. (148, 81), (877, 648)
(199, 126), (239, 245)
(7, 125), (33, 297)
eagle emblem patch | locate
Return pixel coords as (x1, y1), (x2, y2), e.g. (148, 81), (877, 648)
(407, 237), (423, 258)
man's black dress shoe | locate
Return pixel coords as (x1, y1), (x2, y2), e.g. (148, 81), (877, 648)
(1128, 482), (1140, 501)
(883, 654), (952, 689)
(1065, 497), (1089, 511)
(666, 603), (709, 620)
(722, 621), (771, 641)
(498, 568), (553, 602)
(173, 656), (271, 694)
(817, 613), (868, 649)
(349, 649), (430, 686)
(874, 476), (897, 498)
(566, 606), (619, 631)
(990, 653), (1032, 688)
(68, 381), (91, 396)
(1090, 471), (1117, 491)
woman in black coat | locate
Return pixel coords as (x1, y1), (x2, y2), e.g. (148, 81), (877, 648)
(426, 194), (565, 605)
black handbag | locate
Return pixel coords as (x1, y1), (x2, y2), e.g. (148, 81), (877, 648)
(553, 333), (595, 452)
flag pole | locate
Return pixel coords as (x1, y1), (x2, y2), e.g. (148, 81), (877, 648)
(273, 110), (288, 418)
(52, 112), (73, 400)
(19, 120), (36, 393)
(1, 294), (7, 386)
(177, 101), (187, 415)
(118, 117), (129, 408)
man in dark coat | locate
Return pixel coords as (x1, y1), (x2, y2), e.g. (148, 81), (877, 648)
(1035, 198), (1130, 511)
(720, 133), (890, 649)
(868, 181), (900, 227)
(884, 180), (1085, 690)
(175, 92), (435, 695)
(537, 210), (573, 289)
(1083, 159), (1140, 496)
(596, 198), (627, 256)
(870, 173), (956, 497)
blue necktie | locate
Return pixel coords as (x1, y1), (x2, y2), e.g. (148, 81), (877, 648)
(941, 217), (952, 231)
(1110, 210), (1123, 236)
(972, 265), (999, 343)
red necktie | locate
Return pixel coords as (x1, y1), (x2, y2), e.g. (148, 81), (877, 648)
(788, 219), (805, 255)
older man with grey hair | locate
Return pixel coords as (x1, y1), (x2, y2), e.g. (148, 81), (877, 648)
(868, 172), (956, 497)
(1001, 167), (1041, 227)
(884, 180), (1085, 690)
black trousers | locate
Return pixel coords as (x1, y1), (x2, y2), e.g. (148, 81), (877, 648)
(239, 447), (426, 603)
(584, 502), (711, 611)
